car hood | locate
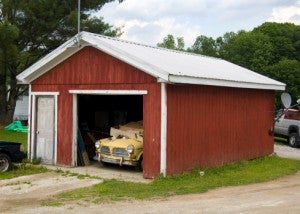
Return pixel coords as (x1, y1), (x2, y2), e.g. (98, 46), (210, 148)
(0, 141), (22, 147)
(100, 137), (143, 149)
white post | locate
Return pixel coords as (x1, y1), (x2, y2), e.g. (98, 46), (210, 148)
(30, 93), (36, 162)
(72, 94), (78, 166)
(27, 85), (32, 160)
(54, 94), (58, 165)
(160, 82), (167, 176)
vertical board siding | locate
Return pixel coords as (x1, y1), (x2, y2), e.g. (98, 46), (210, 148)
(33, 47), (156, 85)
(143, 84), (161, 178)
(166, 84), (274, 175)
(31, 47), (161, 178)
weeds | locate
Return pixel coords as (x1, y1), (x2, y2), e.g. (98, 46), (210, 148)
(46, 155), (300, 206)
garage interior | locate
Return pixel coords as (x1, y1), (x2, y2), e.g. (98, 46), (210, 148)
(76, 94), (143, 166)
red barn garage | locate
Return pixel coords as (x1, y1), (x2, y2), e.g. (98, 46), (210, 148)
(17, 32), (285, 178)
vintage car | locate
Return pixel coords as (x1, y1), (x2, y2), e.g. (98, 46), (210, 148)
(0, 141), (27, 172)
(95, 121), (143, 171)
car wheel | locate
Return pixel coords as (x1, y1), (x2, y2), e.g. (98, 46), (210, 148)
(135, 156), (143, 171)
(0, 153), (12, 172)
(288, 133), (299, 148)
(101, 161), (109, 167)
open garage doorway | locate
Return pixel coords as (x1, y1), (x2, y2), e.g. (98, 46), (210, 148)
(78, 95), (143, 133)
(71, 90), (146, 168)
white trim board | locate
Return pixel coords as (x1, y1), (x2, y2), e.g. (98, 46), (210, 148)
(31, 92), (60, 96)
(160, 82), (167, 176)
(72, 94), (78, 167)
(69, 90), (148, 95)
(70, 89), (147, 166)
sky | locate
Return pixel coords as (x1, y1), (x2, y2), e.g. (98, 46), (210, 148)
(94, 0), (300, 47)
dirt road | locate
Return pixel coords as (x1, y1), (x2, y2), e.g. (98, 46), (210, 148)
(1, 172), (300, 213)
(81, 173), (300, 214)
(0, 172), (101, 213)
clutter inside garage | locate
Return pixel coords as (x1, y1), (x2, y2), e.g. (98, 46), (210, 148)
(76, 95), (143, 166)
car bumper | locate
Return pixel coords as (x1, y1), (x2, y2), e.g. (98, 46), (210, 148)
(12, 152), (27, 162)
(96, 154), (138, 167)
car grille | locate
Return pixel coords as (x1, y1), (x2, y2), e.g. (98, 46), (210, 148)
(112, 148), (129, 157)
(100, 146), (111, 155)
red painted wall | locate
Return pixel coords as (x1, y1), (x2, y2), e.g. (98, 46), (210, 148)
(31, 47), (161, 178)
(166, 84), (275, 175)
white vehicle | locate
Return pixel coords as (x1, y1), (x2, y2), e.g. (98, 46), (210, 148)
(274, 109), (300, 147)
(274, 93), (300, 148)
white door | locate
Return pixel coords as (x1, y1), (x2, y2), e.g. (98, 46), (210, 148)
(35, 96), (55, 164)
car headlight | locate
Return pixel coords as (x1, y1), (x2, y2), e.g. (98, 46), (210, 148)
(95, 141), (101, 148)
(127, 144), (134, 154)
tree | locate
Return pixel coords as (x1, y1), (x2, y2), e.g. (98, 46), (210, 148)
(0, 0), (121, 124)
(188, 35), (218, 57)
(157, 34), (185, 51)
(253, 22), (299, 62)
(215, 30), (274, 72)
(0, 19), (19, 124)
(216, 31), (238, 59)
(265, 59), (300, 106)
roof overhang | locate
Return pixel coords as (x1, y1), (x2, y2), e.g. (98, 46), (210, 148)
(169, 75), (286, 90)
(17, 32), (286, 91)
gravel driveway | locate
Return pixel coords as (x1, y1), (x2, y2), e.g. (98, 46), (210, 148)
(6, 172), (300, 214)
(274, 144), (300, 160)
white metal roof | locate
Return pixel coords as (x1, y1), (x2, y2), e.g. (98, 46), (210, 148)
(17, 31), (285, 90)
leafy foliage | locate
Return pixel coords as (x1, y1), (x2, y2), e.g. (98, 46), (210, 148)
(157, 34), (185, 51)
(0, 0), (121, 124)
(265, 59), (300, 106)
(188, 35), (218, 57)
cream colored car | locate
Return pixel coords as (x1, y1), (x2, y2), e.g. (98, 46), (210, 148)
(95, 122), (143, 170)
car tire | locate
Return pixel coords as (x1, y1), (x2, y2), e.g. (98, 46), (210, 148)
(135, 156), (143, 171)
(0, 153), (12, 172)
(101, 161), (109, 167)
(288, 133), (299, 148)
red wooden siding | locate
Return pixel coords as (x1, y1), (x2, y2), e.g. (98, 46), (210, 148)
(31, 47), (161, 178)
(166, 84), (275, 175)
(33, 47), (156, 85)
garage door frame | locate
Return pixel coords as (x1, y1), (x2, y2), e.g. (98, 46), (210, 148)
(69, 89), (148, 167)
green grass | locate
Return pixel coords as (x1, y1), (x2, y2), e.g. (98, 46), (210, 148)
(45, 155), (300, 206)
(0, 125), (45, 178)
(274, 136), (288, 146)
(0, 125), (28, 151)
(0, 163), (48, 180)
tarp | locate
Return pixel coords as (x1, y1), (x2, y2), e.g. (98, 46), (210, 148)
(4, 120), (28, 133)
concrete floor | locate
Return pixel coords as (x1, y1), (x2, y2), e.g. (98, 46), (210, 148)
(43, 161), (149, 183)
